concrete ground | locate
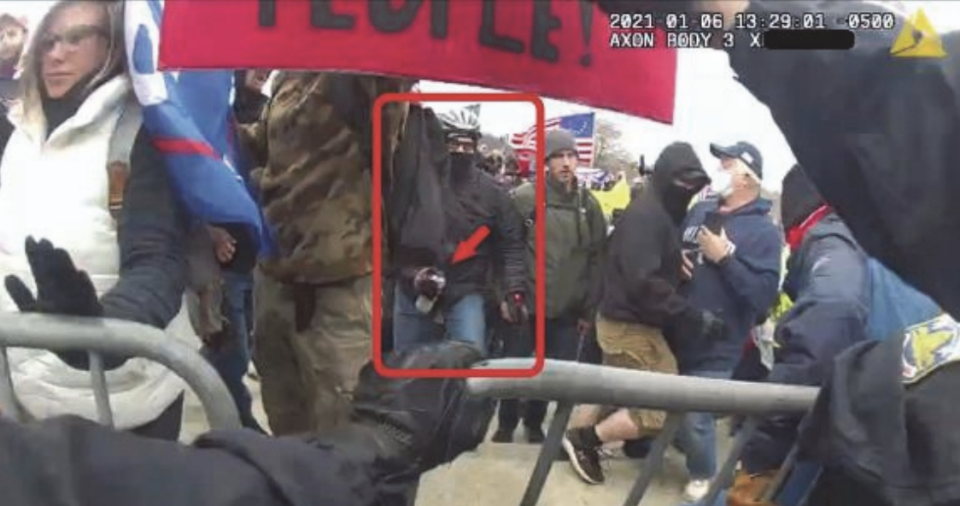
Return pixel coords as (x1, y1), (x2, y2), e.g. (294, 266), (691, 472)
(181, 376), (728, 506)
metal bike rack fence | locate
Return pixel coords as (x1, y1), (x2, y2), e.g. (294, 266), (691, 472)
(468, 359), (820, 506)
(0, 313), (241, 431)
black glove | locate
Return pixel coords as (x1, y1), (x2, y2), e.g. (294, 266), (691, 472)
(411, 267), (444, 299)
(345, 341), (494, 475)
(504, 291), (529, 324)
(4, 237), (121, 370)
(698, 310), (727, 340)
(5, 237), (103, 317)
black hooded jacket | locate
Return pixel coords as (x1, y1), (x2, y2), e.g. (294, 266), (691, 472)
(389, 112), (525, 306)
(436, 161), (526, 305)
(598, 143), (705, 329)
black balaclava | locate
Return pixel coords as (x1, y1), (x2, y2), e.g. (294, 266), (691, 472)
(446, 130), (478, 182)
(649, 142), (709, 225)
(780, 164), (826, 231)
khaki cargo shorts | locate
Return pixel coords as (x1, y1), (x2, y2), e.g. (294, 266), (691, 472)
(596, 314), (678, 435)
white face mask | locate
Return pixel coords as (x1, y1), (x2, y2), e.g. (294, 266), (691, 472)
(710, 170), (734, 197)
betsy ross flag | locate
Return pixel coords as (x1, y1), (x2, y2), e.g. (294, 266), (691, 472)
(125, 0), (267, 249)
(509, 112), (596, 167)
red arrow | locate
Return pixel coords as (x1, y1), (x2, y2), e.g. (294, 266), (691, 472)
(451, 225), (491, 265)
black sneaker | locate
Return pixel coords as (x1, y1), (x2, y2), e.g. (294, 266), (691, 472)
(562, 428), (605, 485)
(491, 426), (514, 443)
(525, 425), (546, 444)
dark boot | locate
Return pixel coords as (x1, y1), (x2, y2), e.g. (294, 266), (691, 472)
(493, 399), (520, 443)
(524, 425), (546, 444)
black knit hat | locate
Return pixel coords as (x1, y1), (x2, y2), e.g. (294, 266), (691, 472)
(781, 164), (826, 231)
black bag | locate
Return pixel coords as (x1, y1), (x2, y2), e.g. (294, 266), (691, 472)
(386, 105), (450, 269)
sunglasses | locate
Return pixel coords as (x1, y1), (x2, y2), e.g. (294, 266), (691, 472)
(39, 25), (108, 55)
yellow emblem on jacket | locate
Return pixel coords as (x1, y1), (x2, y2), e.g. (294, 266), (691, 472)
(902, 313), (960, 385)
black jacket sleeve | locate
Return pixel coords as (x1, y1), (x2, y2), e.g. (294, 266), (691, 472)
(0, 416), (381, 506)
(493, 185), (527, 295)
(619, 215), (698, 329)
(726, 0), (960, 317)
(100, 129), (189, 329)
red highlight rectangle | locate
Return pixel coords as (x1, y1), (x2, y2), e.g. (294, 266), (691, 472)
(372, 92), (546, 379)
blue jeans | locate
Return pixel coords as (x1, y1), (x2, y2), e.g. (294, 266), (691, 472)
(676, 369), (733, 480)
(202, 270), (264, 432)
(392, 286), (487, 355)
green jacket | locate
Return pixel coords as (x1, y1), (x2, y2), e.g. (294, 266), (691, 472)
(510, 178), (607, 320)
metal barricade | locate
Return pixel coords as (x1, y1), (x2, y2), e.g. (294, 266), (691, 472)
(0, 313), (241, 430)
(468, 359), (820, 506)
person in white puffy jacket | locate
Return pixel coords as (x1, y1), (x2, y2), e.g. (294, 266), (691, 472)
(0, 0), (196, 440)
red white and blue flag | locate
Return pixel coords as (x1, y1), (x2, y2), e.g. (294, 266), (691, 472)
(509, 112), (596, 167)
(125, 0), (268, 250)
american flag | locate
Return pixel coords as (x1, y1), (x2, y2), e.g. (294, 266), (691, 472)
(509, 112), (596, 167)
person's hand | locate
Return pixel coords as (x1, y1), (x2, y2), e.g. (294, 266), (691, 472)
(697, 227), (734, 264)
(413, 267), (444, 299)
(201, 318), (232, 352)
(4, 238), (118, 370)
(502, 291), (528, 325)
(207, 225), (236, 264)
(5, 237), (102, 318)
(681, 251), (695, 280)
(499, 300), (512, 322)
(348, 341), (494, 474)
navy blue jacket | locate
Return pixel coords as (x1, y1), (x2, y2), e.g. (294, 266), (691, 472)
(742, 214), (870, 472)
(672, 198), (781, 372)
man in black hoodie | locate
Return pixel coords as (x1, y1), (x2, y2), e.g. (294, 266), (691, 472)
(562, 142), (724, 486)
(392, 106), (526, 357)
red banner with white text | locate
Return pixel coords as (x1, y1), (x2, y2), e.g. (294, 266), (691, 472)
(159, 0), (677, 123)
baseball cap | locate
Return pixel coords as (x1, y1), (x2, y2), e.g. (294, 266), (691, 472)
(710, 141), (763, 179)
(0, 14), (28, 31)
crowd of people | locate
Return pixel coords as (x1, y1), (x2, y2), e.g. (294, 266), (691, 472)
(0, 1), (959, 506)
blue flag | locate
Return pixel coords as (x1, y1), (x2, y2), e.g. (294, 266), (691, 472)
(124, 0), (268, 251)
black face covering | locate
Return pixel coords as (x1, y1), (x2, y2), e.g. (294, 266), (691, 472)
(658, 180), (702, 225)
(449, 152), (475, 175)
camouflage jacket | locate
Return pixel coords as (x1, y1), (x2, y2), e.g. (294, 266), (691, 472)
(240, 72), (411, 284)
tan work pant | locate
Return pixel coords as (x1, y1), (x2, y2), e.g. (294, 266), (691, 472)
(596, 314), (679, 436)
(252, 269), (372, 435)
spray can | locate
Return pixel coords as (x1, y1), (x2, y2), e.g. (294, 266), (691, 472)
(415, 272), (446, 314)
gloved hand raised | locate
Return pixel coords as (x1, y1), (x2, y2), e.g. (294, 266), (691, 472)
(5, 237), (102, 317)
(4, 237), (118, 370)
